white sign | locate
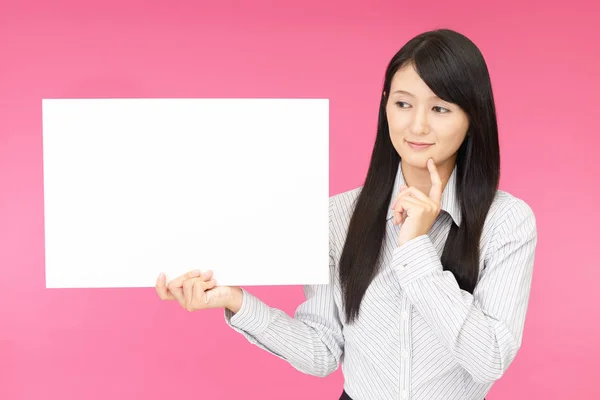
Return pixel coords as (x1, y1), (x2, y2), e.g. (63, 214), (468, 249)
(42, 98), (330, 288)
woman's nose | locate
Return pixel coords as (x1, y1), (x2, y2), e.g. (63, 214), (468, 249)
(409, 109), (431, 135)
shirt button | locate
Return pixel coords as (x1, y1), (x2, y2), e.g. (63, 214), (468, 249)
(402, 390), (408, 399)
(401, 311), (409, 319)
(401, 350), (409, 358)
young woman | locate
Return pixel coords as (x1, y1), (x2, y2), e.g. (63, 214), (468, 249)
(156, 28), (538, 400)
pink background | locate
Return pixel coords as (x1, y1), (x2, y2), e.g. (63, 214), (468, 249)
(1, 0), (599, 399)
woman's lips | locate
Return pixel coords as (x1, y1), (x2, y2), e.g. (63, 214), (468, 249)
(406, 140), (434, 150)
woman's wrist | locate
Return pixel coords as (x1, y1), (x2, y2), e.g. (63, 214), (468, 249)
(225, 286), (243, 313)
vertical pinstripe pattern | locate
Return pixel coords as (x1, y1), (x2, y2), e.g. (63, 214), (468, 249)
(224, 162), (538, 400)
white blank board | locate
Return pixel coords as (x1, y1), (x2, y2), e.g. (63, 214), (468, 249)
(42, 98), (330, 288)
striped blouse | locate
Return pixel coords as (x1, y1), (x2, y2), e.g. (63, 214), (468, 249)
(224, 161), (538, 400)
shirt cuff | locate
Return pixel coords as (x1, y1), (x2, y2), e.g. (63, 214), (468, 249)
(224, 288), (272, 336)
(392, 234), (442, 286)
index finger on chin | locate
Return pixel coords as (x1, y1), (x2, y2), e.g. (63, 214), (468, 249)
(427, 159), (443, 204)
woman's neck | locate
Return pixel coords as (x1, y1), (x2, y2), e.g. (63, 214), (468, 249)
(401, 159), (455, 196)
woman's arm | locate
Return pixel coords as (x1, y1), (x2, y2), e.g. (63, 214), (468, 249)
(392, 198), (537, 384)
(223, 261), (344, 377)
(158, 194), (346, 377)
(222, 197), (345, 377)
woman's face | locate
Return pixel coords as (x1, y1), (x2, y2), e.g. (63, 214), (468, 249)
(385, 63), (469, 171)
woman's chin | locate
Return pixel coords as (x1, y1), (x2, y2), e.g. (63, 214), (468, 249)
(399, 152), (434, 169)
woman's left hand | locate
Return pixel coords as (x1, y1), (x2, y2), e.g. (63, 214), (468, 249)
(391, 158), (444, 246)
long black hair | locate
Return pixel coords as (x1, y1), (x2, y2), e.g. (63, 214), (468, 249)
(339, 29), (500, 323)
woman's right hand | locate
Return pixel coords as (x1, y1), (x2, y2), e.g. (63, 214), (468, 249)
(155, 270), (243, 313)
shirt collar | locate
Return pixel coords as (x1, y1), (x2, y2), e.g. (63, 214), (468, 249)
(386, 161), (462, 226)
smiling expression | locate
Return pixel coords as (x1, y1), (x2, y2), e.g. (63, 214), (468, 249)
(385, 63), (470, 170)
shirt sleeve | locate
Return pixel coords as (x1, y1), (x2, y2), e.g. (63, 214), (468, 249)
(223, 198), (344, 378)
(223, 269), (344, 377)
(392, 198), (538, 384)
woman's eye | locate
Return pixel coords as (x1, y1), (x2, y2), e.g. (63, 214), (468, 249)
(396, 101), (410, 108)
(433, 106), (450, 113)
